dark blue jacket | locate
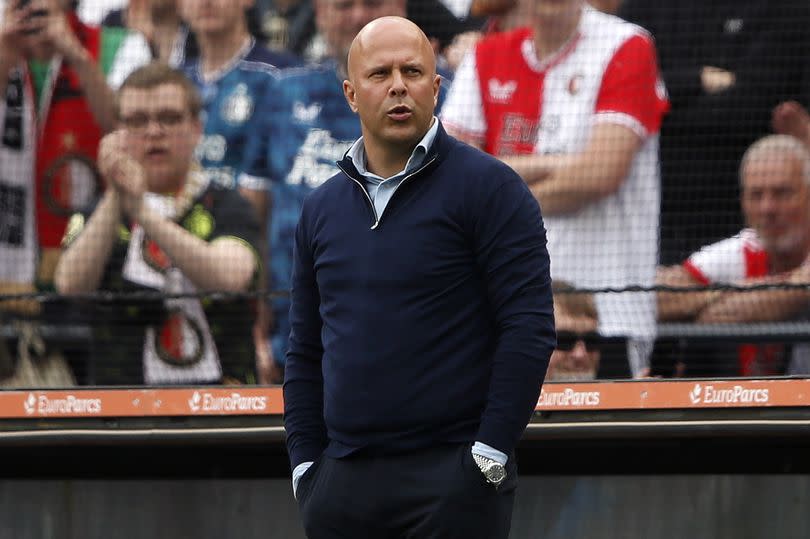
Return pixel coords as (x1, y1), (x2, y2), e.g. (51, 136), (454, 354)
(283, 123), (556, 469)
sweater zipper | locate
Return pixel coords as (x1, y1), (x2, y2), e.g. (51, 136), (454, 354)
(338, 156), (437, 230)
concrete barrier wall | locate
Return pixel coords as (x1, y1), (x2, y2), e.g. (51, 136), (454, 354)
(1, 475), (807, 539)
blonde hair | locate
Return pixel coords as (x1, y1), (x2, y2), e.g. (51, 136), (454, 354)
(551, 280), (597, 320)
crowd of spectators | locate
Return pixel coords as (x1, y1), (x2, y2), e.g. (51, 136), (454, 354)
(2, 0), (810, 386)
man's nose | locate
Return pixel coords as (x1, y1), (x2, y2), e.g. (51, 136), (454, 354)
(144, 118), (167, 137)
(569, 340), (589, 364)
(757, 193), (780, 215)
(389, 70), (407, 96)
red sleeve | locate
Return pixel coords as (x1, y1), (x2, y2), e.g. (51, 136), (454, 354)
(595, 33), (670, 135)
(682, 260), (711, 285)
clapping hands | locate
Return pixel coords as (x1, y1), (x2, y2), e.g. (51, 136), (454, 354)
(98, 130), (147, 218)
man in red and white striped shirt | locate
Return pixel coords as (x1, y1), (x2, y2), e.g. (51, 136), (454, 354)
(441, 0), (669, 376)
(657, 135), (810, 376)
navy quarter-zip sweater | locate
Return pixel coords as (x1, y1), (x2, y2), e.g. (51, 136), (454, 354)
(283, 123), (556, 470)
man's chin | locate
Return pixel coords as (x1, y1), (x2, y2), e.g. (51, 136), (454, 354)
(144, 169), (181, 193)
(27, 43), (54, 62)
(382, 126), (424, 147)
(762, 233), (804, 255)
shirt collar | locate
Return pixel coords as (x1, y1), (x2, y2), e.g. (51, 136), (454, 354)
(346, 116), (440, 182)
(196, 37), (255, 85)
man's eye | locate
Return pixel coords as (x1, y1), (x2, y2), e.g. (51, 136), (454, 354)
(122, 114), (148, 128)
(157, 111), (186, 125)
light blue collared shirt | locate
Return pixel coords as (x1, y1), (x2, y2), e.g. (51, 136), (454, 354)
(345, 116), (440, 220)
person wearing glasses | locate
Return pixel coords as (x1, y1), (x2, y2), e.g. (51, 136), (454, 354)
(548, 284), (601, 382)
(54, 62), (261, 386)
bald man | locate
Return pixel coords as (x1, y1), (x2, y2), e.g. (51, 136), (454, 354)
(283, 16), (555, 539)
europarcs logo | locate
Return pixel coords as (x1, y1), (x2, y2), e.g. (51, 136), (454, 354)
(689, 383), (769, 405)
(187, 391), (267, 413)
(23, 393), (102, 415)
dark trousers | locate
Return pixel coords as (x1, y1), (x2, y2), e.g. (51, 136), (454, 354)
(296, 443), (517, 539)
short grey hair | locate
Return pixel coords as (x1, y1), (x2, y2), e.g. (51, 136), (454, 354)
(740, 134), (810, 187)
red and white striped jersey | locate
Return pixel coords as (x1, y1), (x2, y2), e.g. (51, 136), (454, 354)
(441, 6), (669, 359)
(684, 228), (770, 284)
(684, 229), (810, 376)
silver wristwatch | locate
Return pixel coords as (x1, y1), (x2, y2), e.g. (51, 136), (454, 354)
(472, 453), (507, 487)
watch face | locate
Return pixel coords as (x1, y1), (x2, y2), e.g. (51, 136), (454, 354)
(486, 463), (506, 484)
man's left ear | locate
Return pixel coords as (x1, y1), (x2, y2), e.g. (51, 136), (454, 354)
(433, 74), (441, 106)
(343, 80), (358, 113)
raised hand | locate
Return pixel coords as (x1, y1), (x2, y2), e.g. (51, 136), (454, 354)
(126, 0), (156, 44)
(0, 0), (40, 65)
(701, 66), (736, 95)
(98, 130), (147, 217)
(772, 100), (810, 145)
(33, 0), (87, 64)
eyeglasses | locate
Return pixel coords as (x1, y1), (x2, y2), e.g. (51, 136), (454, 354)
(119, 109), (189, 132)
(555, 331), (602, 352)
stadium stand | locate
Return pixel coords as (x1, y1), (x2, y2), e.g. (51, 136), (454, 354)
(2, 0), (810, 535)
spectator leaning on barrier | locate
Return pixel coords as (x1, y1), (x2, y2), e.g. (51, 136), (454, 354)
(657, 135), (810, 376)
(284, 17), (555, 537)
(440, 0), (669, 377)
(54, 62), (261, 386)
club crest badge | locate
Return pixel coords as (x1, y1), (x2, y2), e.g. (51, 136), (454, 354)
(154, 308), (206, 367)
(221, 84), (254, 125)
(488, 78), (517, 103)
(292, 100), (322, 124)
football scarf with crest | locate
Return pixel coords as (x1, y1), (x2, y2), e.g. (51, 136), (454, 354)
(120, 172), (223, 384)
(0, 12), (128, 290)
(0, 66), (37, 288)
(33, 12), (105, 252)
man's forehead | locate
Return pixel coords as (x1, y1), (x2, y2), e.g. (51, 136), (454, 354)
(119, 84), (186, 110)
(743, 154), (802, 186)
(555, 313), (598, 333)
(352, 22), (432, 65)
(361, 49), (426, 66)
